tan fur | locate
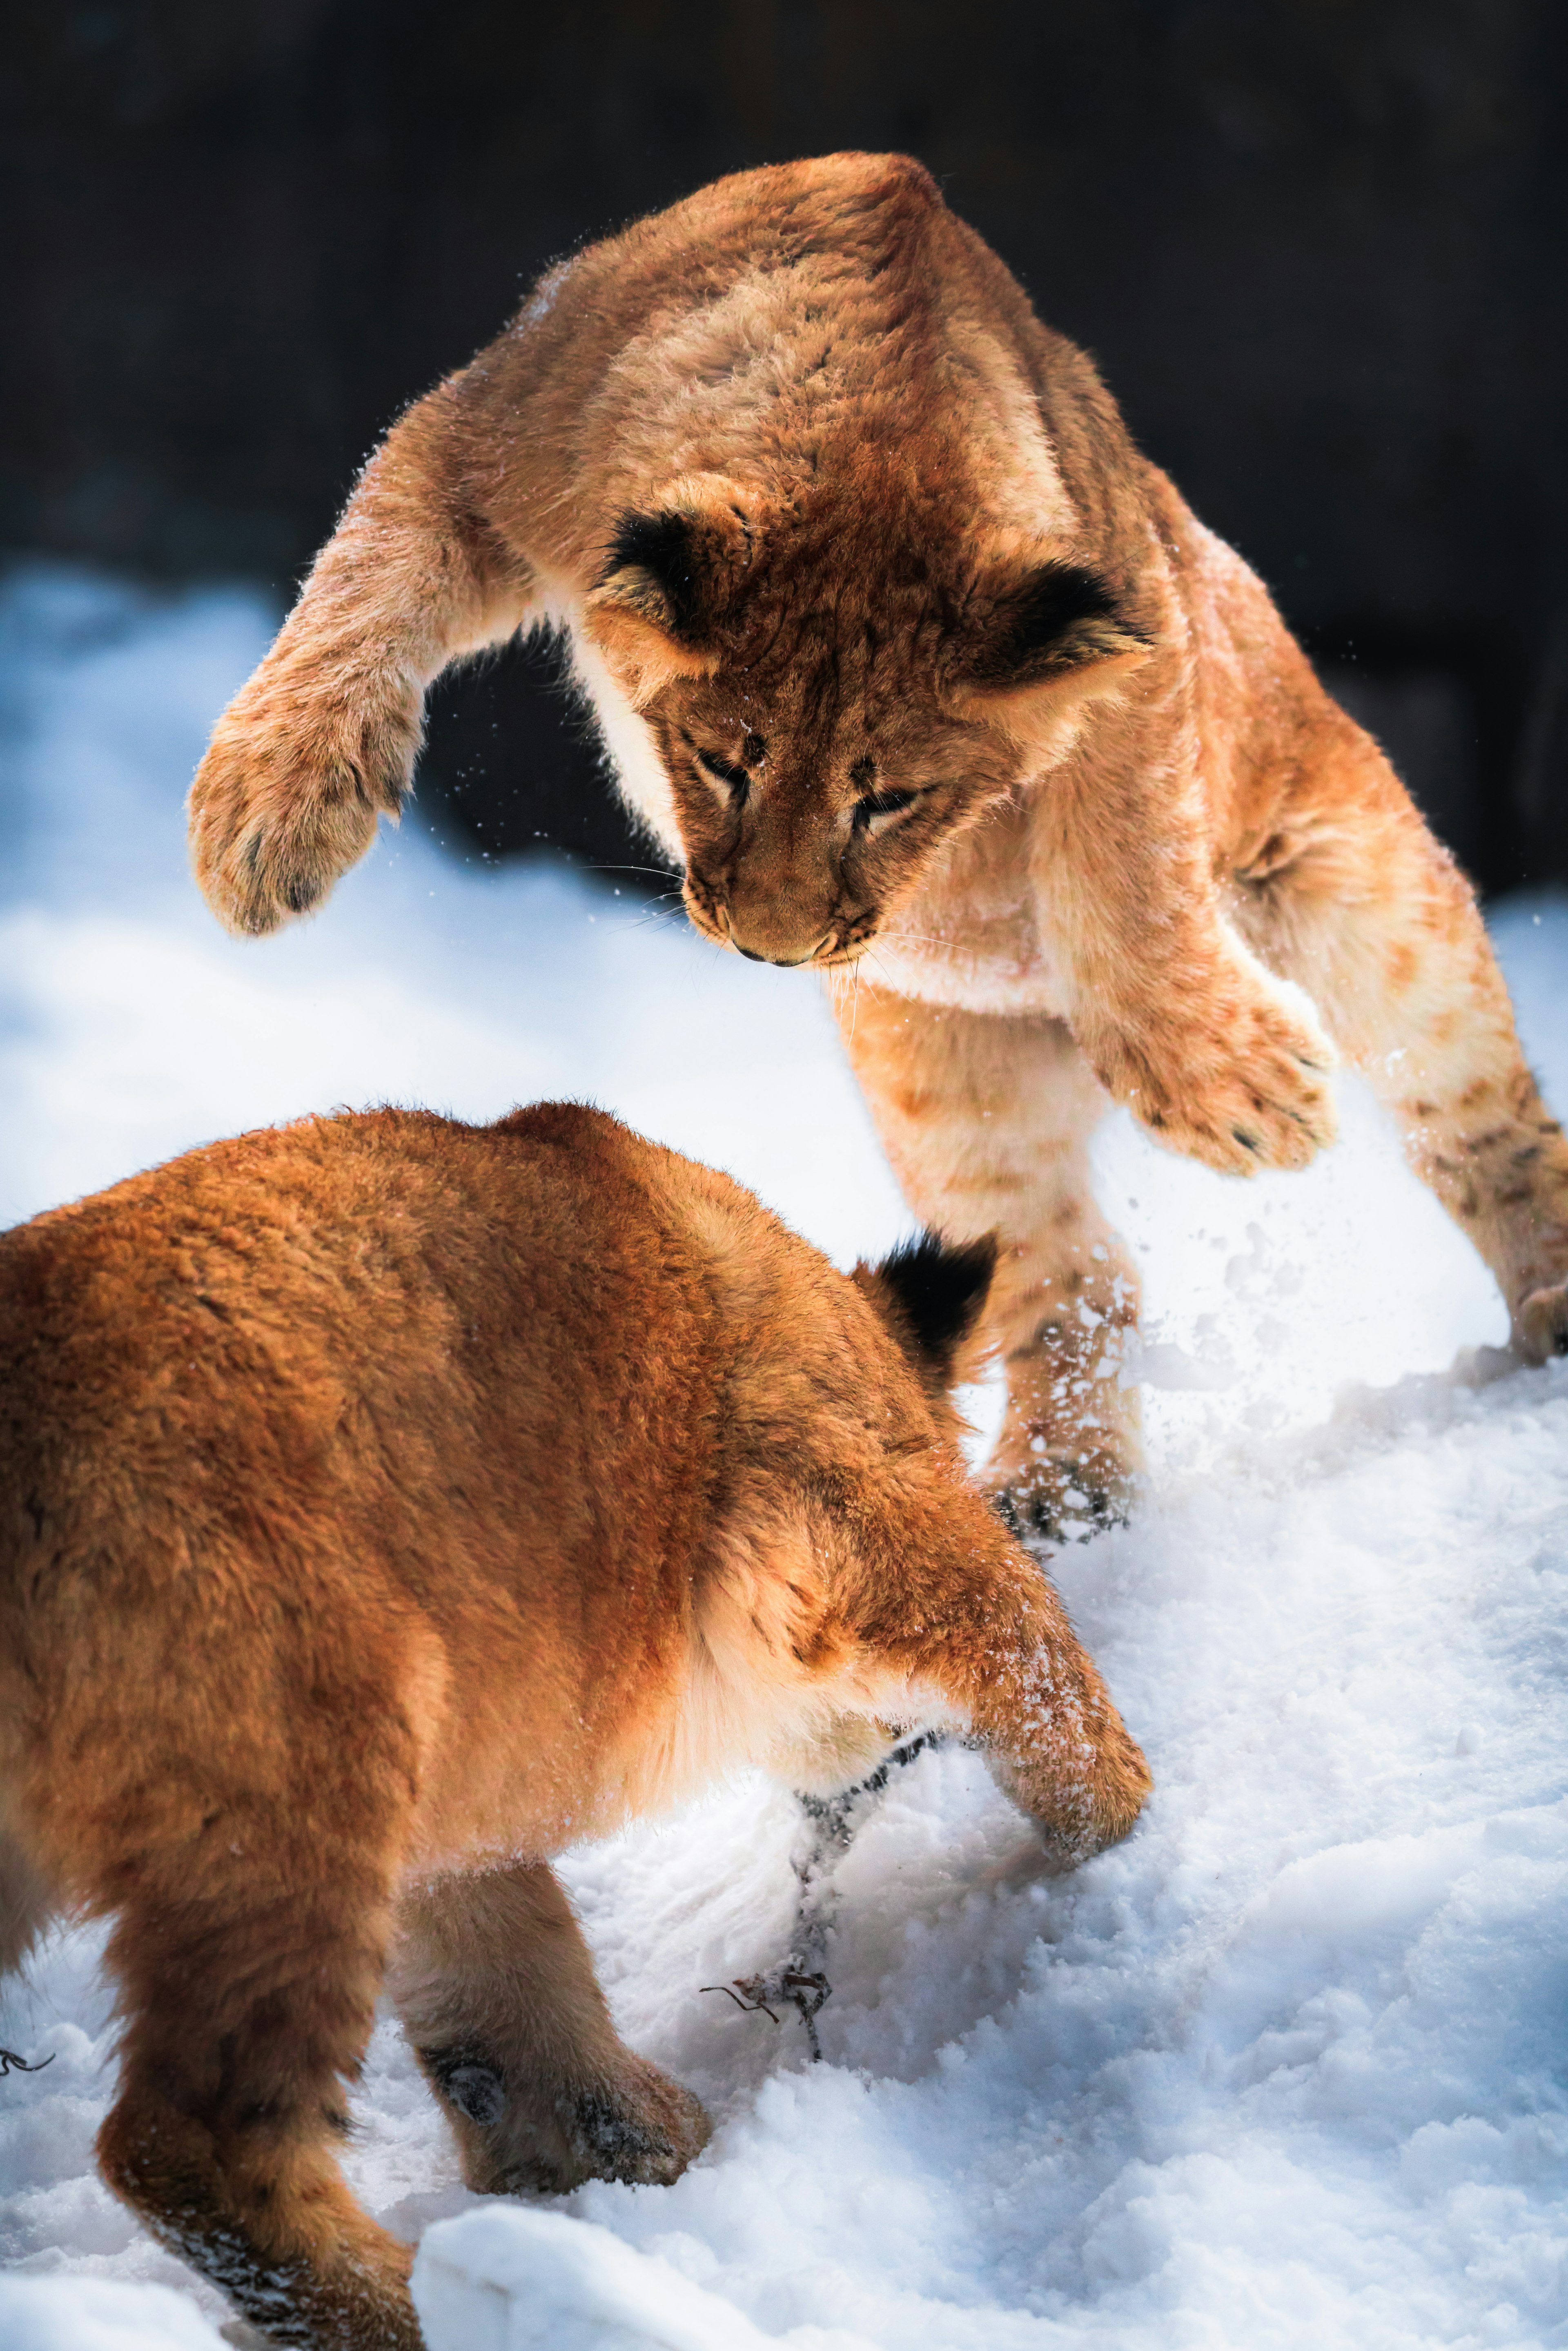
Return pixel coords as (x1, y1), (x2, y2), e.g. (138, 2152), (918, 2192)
(187, 151), (1568, 1531)
(0, 1103), (1148, 2349)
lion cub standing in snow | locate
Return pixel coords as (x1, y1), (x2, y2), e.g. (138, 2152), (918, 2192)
(189, 151), (1568, 1538)
(0, 1101), (1148, 2351)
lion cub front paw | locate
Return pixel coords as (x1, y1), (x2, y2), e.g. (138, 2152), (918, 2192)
(1120, 981), (1338, 1177)
(998, 1709), (1154, 1867)
(187, 671), (419, 936)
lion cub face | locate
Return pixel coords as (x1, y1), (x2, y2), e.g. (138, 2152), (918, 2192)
(581, 469), (1149, 968)
(664, 638), (1007, 971)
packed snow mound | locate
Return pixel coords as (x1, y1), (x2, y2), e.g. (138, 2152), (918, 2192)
(411, 2203), (875, 2349)
(0, 2275), (229, 2349)
(1, 565), (1566, 2349)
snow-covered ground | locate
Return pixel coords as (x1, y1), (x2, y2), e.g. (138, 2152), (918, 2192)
(1, 563), (1566, 2349)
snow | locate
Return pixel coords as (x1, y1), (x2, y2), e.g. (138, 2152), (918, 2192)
(409, 2202), (872, 2349)
(1, 561), (1566, 2348)
(0, 2277), (228, 2350)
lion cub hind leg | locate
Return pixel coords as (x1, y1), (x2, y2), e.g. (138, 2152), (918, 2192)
(836, 988), (1143, 1540)
(1243, 772), (1568, 1361)
(390, 1861), (710, 2198)
(95, 1805), (421, 2348)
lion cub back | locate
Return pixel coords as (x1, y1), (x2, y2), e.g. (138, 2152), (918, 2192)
(0, 1100), (944, 1878)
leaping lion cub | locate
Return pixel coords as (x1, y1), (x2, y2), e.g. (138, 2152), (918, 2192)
(0, 1102), (1148, 2351)
(188, 151), (1568, 1538)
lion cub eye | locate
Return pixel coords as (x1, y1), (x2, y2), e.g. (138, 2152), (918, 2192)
(695, 747), (751, 799)
(852, 786), (919, 833)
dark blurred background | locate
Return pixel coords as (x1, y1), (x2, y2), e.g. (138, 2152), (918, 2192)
(5, 0), (1567, 893)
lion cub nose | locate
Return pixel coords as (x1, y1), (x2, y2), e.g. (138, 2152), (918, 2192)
(737, 942), (814, 967)
(727, 906), (835, 966)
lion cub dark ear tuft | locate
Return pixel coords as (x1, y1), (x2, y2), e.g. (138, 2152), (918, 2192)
(601, 509), (709, 641)
(961, 563), (1148, 689)
(855, 1230), (998, 1389)
(585, 477), (763, 701)
(595, 476), (763, 641)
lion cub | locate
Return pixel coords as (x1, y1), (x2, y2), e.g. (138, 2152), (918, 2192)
(188, 150), (1568, 1540)
(0, 1102), (1148, 2350)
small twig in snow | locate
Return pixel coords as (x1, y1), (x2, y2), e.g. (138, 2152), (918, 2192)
(0, 2047), (54, 2077)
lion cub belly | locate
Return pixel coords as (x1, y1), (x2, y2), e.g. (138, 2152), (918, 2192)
(400, 1533), (933, 1877)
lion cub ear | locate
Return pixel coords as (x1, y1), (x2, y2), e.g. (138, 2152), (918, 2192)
(853, 1230), (999, 1396)
(582, 475), (764, 705)
(948, 562), (1151, 749)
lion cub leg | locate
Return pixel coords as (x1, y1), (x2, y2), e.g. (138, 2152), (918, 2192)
(1246, 796), (1568, 1359)
(838, 985), (1142, 1538)
(843, 1477), (1152, 1864)
(187, 388), (531, 937)
(96, 1838), (420, 2349)
(389, 1862), (710, 2197)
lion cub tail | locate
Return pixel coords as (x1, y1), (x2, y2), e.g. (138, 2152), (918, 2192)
(851, 1230), (998, 1403)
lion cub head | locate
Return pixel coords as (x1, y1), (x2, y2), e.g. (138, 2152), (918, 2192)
(582, 465), (1149, 967)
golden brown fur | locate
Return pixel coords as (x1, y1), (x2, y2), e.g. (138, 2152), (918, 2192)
(187, 151), (1568, 1533)
(0, 1103), (1148, 2348)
